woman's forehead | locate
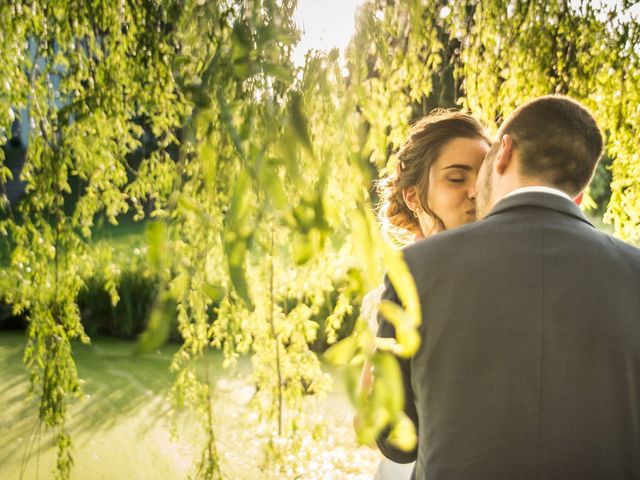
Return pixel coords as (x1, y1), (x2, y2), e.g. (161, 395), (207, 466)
(433, 137), (489, 169)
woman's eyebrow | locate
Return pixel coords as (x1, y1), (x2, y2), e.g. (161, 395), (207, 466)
(441, 164), (472, 171)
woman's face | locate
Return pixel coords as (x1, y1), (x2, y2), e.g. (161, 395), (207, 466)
(414, 137), (489, 237)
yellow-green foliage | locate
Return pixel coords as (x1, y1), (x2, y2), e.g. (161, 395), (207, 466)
(2, 1), (638, 479)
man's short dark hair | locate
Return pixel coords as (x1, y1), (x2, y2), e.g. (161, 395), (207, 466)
(500, 95), (604, 197)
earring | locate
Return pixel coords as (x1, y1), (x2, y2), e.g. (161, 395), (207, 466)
(413, 207), (421, 218)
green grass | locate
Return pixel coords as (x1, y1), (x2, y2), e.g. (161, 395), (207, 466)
(0, 332), (379, 479)
(0, 214), (148, 268)
(0, 331), (214, 479)
(89, 215), (148, 254)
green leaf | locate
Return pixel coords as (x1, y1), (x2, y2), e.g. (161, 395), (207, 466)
(218, 90), (245, 158)
(373, 351), (404, 413)
(224, 232), (253, 310)
(0, 165), (13, 182)
(136, 295), (175, 354)
(324, 335), (358, 366)
(281, 126), (302, 186)
(382, 241), (421, 334)
(178, 195), (202, 214)
(344, 362), (362, 406)
(351, 208), (382, 290)
(203, 283), (226, 303)
(169, 273), (190, 299)
(146, 221), (167, 269)
(199, 140), (218, 193)
(345, 267), (366, 296)
(355, 407), (391, 446)
(231, 20), (252, 77)
(263, 62), (293, 83)
(289, 92), (313, 155)
(293, 234), (313, 265)
(227, 170), (252, 229)
(228, 261), (254, 310)
(388, 412), (417, 452)
(258, 164), (288, 210)
(292, 202), (316, 233)
(292, 229), (323, 265)
(223, 171), (255, 310)
(226, 235), (247, 265)
(378, 300), (420, 357)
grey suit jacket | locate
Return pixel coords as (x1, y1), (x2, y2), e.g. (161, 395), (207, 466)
(376, 192), (640, 480)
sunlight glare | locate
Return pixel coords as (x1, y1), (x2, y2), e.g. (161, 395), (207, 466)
(292, 0), (364, 67)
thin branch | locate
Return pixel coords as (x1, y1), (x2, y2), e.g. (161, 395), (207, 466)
(268, 223), (283, 436)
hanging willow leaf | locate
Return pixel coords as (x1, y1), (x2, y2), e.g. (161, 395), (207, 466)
(263, 62), (293, 83)
(227, 171), (251, 227)
(353, 350), (411, 448)
(228, 261), (254, 310)
(224, 171), (255, 310)
(169, 273), (190, 299)
(382, 242), (421, 332)
(344, 362), (363, 406)
(324, 335), (359, 366)
(292, 202), (316, 233)
(388, 412), (417, 452)
(378, 300), (421, 357)
(224, 237), (253, 309)
(351, 208), (382, 290)
(136, 294), (176, 354)
(146, 220), (167, 270)
(292, 236), (313, 265)
(218, 89), (245, 159)
(293, 228), (325, 265)
(373, 351), (404, 413)
(203, 282), (226, 303)
(281, 127), (303, 186)
(199, 140), (218, 193)
(231, 20), (252, 78)
(258, 162), (287, 210)
(289, 92), (313, 155)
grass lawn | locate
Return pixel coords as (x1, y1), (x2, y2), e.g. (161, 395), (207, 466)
(0, 331), (380, 480)
(0, 214), (148, 268)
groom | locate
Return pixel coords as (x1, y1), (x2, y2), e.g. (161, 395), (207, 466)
(376, 95), (640, 479)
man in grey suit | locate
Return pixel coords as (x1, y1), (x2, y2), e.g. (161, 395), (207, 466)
(376, 95), (640, 479)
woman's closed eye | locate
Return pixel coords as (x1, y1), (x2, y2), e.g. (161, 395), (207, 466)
(447, 177), (467, 184)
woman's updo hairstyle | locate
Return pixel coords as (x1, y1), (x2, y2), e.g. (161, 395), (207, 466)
(377, 109), (491, 242)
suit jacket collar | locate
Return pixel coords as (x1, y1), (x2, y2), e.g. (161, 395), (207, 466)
(484, 191), (595, 227)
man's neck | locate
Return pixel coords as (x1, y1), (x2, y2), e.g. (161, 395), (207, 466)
(503, 185), (572, 201)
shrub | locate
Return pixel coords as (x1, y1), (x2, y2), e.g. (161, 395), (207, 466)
(77, 266), (163, 339)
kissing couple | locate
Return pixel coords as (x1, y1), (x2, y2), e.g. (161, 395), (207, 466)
(363, 95), (640, 480)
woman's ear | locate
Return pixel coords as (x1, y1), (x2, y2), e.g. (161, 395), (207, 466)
(402, 186), (421, 214)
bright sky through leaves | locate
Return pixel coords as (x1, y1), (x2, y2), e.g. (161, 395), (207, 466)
(292, 0), (363, 67)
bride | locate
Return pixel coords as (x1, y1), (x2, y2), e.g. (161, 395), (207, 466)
(359, 109), (491, 480)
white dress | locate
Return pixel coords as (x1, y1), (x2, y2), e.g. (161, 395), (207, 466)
(362, 285), (416, 480)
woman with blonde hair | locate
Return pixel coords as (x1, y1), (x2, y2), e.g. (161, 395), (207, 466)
(360, 109), (491, 480)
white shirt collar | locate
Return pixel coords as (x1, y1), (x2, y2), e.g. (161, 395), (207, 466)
(504, 186), (573, 202)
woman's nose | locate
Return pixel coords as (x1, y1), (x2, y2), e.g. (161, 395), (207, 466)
(467, 184), (476, 201)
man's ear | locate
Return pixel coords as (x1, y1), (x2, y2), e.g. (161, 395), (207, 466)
(402, 186), (421, 213)
(495, 134), (514, 176)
